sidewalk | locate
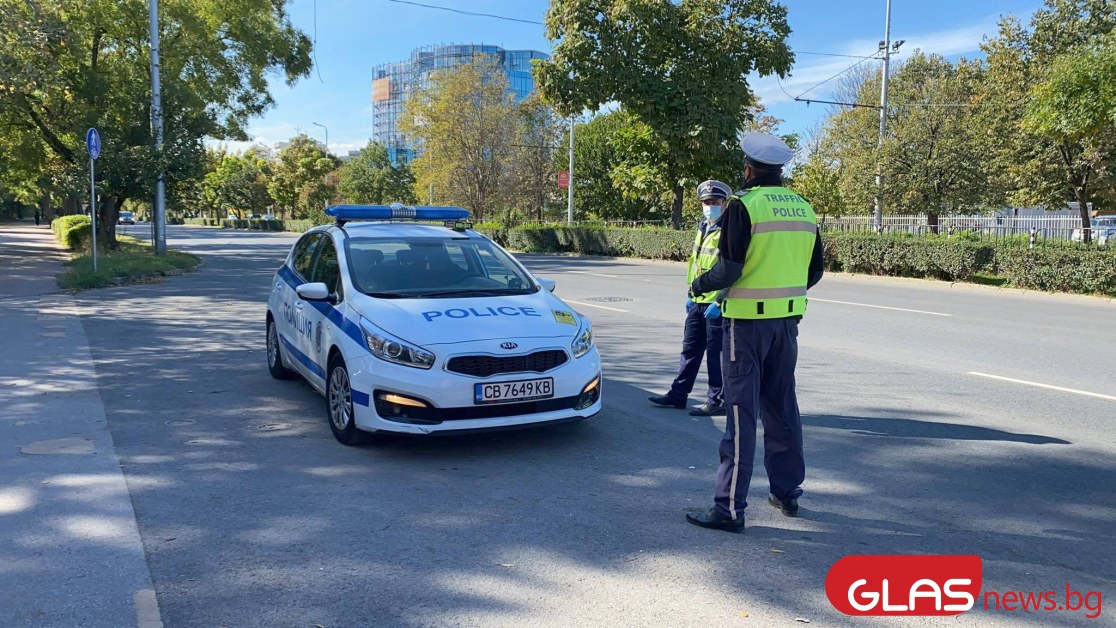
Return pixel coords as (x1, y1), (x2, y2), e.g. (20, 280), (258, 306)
(0, 220), (161, 627)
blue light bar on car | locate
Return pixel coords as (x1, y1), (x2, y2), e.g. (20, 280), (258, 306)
(325, 203), (470, 222)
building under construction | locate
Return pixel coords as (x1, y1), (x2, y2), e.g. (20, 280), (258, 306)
(372, 44), (549, 164)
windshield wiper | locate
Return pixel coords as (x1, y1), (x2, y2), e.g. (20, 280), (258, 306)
(366, 291), (408, 299)
(415, 289), (531, 298)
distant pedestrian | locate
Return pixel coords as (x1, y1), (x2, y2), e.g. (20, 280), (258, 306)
(34, 209), (40, 226)
(648, 179), (732, 416)
(685, 132), (825, 533)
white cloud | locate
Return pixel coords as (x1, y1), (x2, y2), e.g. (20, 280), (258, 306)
(753, 18), (998, 107)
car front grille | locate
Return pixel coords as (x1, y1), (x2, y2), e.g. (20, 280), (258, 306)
(446, 350), (569, 378)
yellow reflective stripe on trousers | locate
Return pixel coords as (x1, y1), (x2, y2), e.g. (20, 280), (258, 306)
(751, 220), (818, 235)
(726, 286), (808, 299)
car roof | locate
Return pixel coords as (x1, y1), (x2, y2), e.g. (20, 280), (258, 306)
(326, 222), (477, 240)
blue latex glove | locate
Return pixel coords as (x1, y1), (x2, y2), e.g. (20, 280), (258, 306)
(685, 297), (694, 312)
(704, 302), (722, 319)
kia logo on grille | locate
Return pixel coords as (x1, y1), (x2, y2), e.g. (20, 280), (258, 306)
(500, 342), (518, 350)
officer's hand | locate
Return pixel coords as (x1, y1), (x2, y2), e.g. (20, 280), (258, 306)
(704, 303), (721, 319)
(685, 297), (694, 312)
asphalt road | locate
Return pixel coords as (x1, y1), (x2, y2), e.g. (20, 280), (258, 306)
(63, 225), (1116, 627)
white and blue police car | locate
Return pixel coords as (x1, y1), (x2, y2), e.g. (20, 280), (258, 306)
(266, 204), (602, 444)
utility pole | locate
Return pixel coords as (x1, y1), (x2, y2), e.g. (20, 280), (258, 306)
(567, 116), (575, 224)
(148, 0), (166, 254)
(873, 0), (893, 232)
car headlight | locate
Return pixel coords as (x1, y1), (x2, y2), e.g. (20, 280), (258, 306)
(571, 318), (594, 358)
(360, 318), (435, 369)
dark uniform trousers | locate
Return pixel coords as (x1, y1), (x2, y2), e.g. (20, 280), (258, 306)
(668, 302), (723, 406)
(715, 317), (805, 519)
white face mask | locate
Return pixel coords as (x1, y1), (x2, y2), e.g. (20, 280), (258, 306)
(702, 203), (723, 222)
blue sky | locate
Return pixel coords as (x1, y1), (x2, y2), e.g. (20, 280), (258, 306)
(222, 0), (1045, 155)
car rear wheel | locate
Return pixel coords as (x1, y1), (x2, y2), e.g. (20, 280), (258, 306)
(327, 355), (367, 446)
(266, 317), (296, 380)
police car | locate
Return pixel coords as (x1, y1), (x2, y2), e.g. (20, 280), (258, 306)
(266, 204), (602, 444)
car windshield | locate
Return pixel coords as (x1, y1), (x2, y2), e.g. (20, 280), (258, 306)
(1092, 217), (1115, 226)
(120, 211), (133, 218)
(345, 236), (537, 298)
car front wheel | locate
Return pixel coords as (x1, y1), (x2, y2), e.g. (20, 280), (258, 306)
(327, 355), (367, 446)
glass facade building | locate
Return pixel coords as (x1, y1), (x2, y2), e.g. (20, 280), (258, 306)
(372, 44), (549, 164)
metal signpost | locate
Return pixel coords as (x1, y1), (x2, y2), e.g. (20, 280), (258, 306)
(86, 128), (101, 272)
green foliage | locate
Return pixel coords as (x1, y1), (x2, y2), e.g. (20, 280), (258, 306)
(478, 224), (695, 260)
(402, 58), (518, 220)
(536, 0), (793, 227)
(56, 237), (199, 291)
(268, 135), (340, 219)
(994, 247), (1116, 295)
(337, 142), (417, 205)
(1026, 32), (1116, 140)
(0, 0), (312, 246)
(822, 233), (994, 281)
(203, 152), (272, 217)
(51, 214), (92, 251)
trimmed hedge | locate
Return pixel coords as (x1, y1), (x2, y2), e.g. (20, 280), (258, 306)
(995, 247), (1116, 296)
(51, 215), (92, 251)
(821, 234), (995, 282)
(479, 224), (694, 261)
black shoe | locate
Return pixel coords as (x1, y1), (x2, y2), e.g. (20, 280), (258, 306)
(689, 402), (726, 416)
(768, 493), (799, 517)
(648, 394), (686, 409)
(686, 507), (746, 532)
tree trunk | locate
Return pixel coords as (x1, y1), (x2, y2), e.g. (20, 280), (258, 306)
(97, 196), (122, 250)
(1076, 190), (1092, 245)
(927, 212), (940, 235)
(671, 185), (684, 230)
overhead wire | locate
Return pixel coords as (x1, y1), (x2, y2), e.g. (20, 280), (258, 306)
(385, 0), (544, 25)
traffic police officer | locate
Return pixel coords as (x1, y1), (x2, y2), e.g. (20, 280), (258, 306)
(685, 132), (825, 532)
(649, 180), (732, 416)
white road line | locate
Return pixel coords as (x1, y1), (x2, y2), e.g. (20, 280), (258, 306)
(968, 372), (1116, 402)
(810, 297), (951, 317)
(565, 270), (620, 278)
(565, 300), (630, 313)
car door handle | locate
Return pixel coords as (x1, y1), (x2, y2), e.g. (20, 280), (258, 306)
(276, 282), (284, 290)
(294, 301), (303, 309)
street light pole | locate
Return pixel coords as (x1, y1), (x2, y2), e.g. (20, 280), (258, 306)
(567, 116), (575, 224)
(148, 0), (166, 254)
(313, 122), (329, 154)
(873, 0), (893, 232)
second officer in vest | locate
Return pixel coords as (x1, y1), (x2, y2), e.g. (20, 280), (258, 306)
(685, 132), (825, 532)
(648, 180), (731, 416)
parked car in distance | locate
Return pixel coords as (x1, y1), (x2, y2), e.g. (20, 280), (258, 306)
(1071, 216), (1116, 245)
(117, 211), (135, 225)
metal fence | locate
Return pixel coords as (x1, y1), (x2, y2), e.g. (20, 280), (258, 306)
(817, 215), (1101, 248)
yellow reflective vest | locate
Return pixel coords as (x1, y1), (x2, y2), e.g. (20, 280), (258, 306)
(686, 221), (721, 304)
(721, 187), (818, 320)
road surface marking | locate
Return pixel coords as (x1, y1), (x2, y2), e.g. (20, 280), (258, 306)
(968, 372), (1116, 402)
(566, 269), (620, 277)
(565, 300), (630, 313)
(810, 298), (951, 317)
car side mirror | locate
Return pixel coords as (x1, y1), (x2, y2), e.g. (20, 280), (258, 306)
(537, 277), (556, 292)
(296, 282), (330, 302)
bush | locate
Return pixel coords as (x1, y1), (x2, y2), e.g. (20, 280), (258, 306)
(823, 233), (994, 282)
(477, 224), (694, 260)
(51, 215), (93, 251)
(995, 247), (1116, 296)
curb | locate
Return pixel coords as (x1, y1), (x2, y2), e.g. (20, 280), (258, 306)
(825, 272), (1116, 305)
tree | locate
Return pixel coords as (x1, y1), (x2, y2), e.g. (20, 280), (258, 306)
(821, 53), (990, 222)
(401, 57), (519, 220)
(0, 0), (311, 247)
(510, 95), (564, 221)
(535, 0), (794, 228)
(268, 135), (339, 221)
(978, 0), (1116, 241)
(203, 152), (272, 218)
(337, 141), (417, 205)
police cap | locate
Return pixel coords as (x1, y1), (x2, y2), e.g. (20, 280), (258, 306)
(697, 180), (732, 200)
(740, 132), (793, 167)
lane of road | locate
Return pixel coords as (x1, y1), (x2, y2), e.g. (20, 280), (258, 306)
(60, 225), (1114, 627)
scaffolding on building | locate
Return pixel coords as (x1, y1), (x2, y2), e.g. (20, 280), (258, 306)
(371, 44), (549, 164)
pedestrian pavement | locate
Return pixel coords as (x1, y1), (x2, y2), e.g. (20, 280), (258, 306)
(0, 220), (161, 627)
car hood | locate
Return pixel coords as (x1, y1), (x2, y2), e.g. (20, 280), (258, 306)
(349, 291), (586, 347)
